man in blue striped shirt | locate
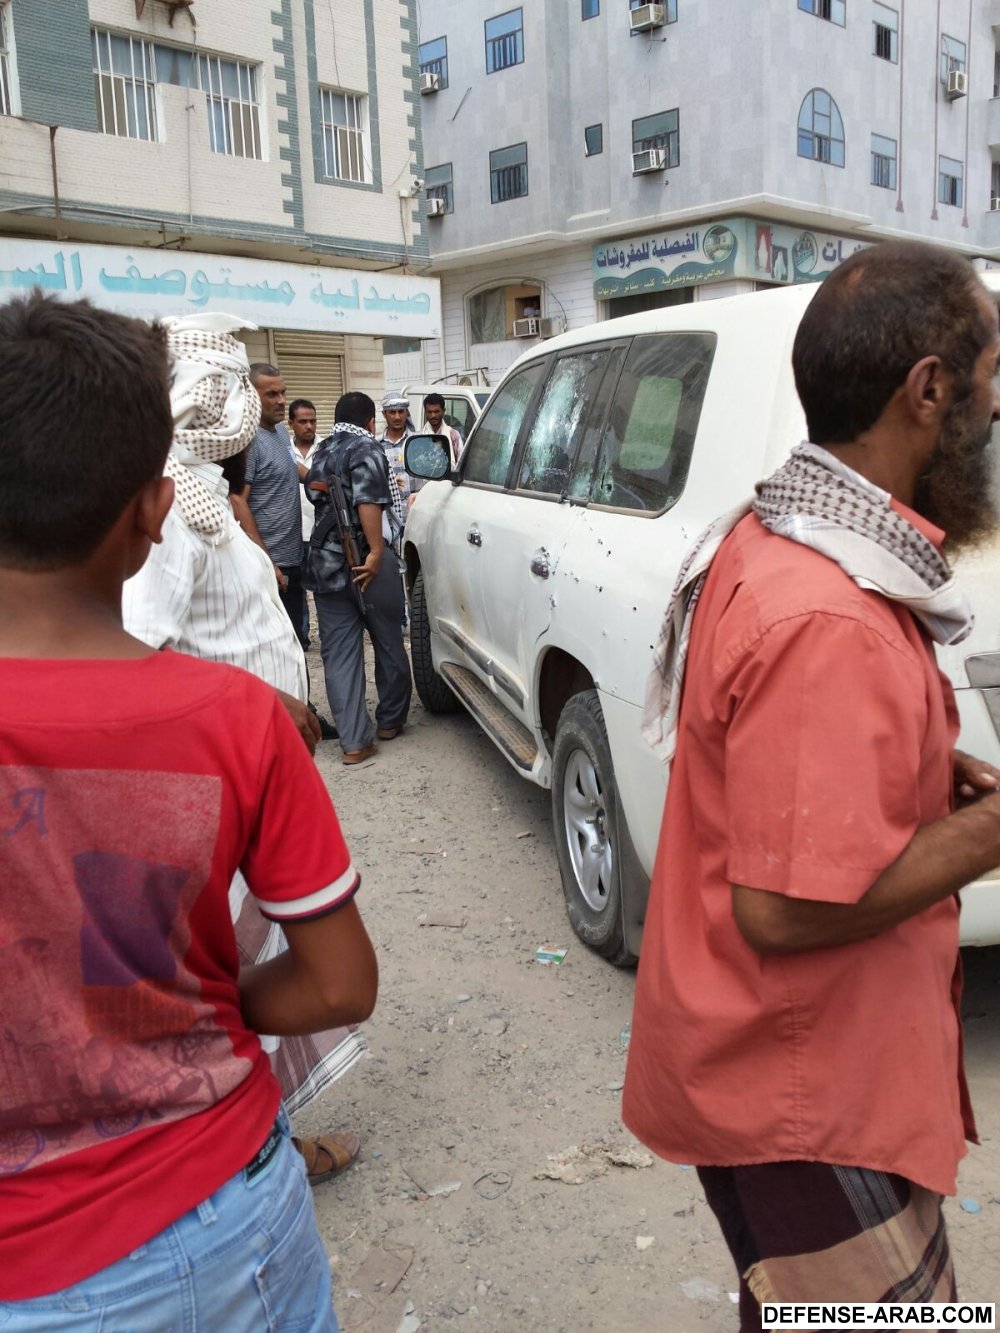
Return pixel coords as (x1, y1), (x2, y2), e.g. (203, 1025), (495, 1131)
(239, 363), (308, 648)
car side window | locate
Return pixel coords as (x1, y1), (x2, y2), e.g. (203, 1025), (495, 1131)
(517, 349), (614, 495)
(462, 361), (546, 487)
(444, 397), (476, 439)
(564, 344), (628, 501)
(588, 333), (716, 513)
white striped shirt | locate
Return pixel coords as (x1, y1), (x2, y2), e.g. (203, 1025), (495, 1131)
(123, 471), (308, 702)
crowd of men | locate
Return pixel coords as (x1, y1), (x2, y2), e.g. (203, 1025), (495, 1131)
(236, 376), (461, 764)
(1, 239), (999, 1332)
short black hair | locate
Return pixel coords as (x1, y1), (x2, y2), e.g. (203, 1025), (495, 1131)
(288, 398), (316, 420)
(335, 392), (376, 429)
(793, 241), (995, 443)
(424, 392), (445, 409)
(0, 293), (173, 570)
(249, 362), (281, 383)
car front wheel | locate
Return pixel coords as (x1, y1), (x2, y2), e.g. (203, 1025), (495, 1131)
(551, 690), (635, 967)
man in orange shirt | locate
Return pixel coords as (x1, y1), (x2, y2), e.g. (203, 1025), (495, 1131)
(624, 243), (1000, 1329)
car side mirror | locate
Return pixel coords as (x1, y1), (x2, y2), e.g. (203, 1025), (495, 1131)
(404, 433), (451, 481)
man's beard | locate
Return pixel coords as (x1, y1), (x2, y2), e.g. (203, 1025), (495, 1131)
(913, 394), (999, 555)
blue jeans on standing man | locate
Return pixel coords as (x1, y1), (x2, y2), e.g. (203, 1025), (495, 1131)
(0, 1111), (339, 1332)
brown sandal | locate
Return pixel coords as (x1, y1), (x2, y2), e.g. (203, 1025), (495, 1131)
(342, 744), (377, 766)
(292, 1131), (362, 1185)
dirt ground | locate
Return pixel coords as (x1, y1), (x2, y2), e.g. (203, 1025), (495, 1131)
(300, 648), (1000, 1333)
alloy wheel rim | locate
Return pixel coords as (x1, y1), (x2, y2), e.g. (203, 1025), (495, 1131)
(562, 748), (613, 913)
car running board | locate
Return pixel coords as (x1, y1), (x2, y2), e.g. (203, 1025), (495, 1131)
(439, 663), (539, 771)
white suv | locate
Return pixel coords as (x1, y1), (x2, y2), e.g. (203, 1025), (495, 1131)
(403, 281), (1000, 964)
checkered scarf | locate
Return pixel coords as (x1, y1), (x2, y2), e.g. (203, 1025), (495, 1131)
(641, 442), (974, 763)
(161, 314), (261, 540)
(328, 420), (405, 536)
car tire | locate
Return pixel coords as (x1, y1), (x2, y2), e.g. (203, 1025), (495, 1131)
(552, 690), (636, 967)
(410, 571), (461, 714)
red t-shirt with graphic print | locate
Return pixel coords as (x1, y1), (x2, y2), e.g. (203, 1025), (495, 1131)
(0, 651), (358, 1299)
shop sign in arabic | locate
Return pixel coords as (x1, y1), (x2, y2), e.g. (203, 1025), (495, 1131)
(592, 226), (733, 300)
(592, 217), (868, 299)
(0, 240), (441, 337)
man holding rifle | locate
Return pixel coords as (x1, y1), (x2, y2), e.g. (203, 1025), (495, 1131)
(305, 392), (412, 765)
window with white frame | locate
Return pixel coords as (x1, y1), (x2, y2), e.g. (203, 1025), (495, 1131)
(425, 162), (453, 212)
(320, 88), (367, 183)
(0, 5), (14, 116)
(418, 36), (448, 89)
(198, 54), (260, 158)
(797, 88), (844, 166)
(870, 133), (896, 189)
(940, 34), (966, 84)
(632, 109), (679, 164)
(992, 161), (1000, 208)
(485, 9), (523, 73)
(938, 155), (963, 207)
(798, 0), (846, 25)
(92, 33), (262, 159)
(994, 47), (1000, 99)
(92, 28), (157, 140)
(873, 4), (898, 63)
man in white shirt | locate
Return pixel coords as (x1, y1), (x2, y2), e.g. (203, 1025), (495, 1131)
(288, 398), (321, 648)
(423, 392), (463, 470)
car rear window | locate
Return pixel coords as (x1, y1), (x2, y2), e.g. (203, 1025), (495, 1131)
(587, 332), (716, 513)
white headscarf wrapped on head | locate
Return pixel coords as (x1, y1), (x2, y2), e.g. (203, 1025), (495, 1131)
(161, 312), (261, 539)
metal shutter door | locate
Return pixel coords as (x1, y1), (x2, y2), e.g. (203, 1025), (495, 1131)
(272, 332), (346, 436)
(236, 330), (271, 365)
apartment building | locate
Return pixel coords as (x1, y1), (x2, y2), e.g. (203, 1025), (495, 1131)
(413, 0), (1000, 387)
(0, 0), (438, 422)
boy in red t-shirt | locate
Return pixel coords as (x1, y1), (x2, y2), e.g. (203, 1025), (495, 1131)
(0, 293), (376, 1330)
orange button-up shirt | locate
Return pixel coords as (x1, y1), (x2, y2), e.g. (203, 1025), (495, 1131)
(623, 511), (975, 1197)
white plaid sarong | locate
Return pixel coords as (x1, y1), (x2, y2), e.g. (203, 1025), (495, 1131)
(229, 871), (365, 1113)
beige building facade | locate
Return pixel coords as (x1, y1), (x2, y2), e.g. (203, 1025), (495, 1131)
(0, 0), (437, 423)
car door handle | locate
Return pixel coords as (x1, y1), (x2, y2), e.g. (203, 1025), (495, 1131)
(530, 549), (550, 579)
(467, 527), (482, 547)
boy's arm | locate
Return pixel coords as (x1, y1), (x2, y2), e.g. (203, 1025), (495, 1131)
(238, 899), (377, 1034)
(238, 689), (376, 1034)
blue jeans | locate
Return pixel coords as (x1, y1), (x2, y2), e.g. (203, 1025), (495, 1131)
(0, 1111), (339, 1332)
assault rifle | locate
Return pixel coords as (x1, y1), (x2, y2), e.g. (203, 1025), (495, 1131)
(308, 474), (368, 616)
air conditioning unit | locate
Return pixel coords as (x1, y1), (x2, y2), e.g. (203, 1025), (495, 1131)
(512, 318), (540, 338)
(946, 69), (968, 100)
(427, 197), (446, 217)
(632, 147), (666, 174)
(538, 316), (562, 338)
(991, 197), (1000, 212)
(629, 3), (666, 32)
(420, 71), (440, 95)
